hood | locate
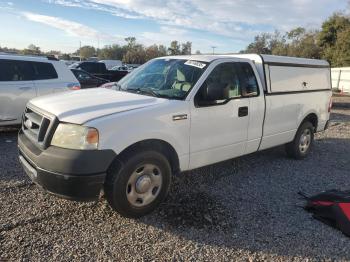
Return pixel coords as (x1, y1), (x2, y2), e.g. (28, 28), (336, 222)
(29, 88), (164, 124)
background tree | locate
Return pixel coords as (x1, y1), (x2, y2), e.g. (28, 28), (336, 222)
(22, 44), (41, 55)
(78, 45), (96, 59)
(285, 28), (321, 58)
(241, 12), (350, 66)
(125, 37), (137, 50)
(242, 28), (320, 59)
(123, 45), (146, 64)
(158, 45), (167, 57)
(181, 41), (192, 55)
(319, 13), (350, 66)
(145, 45), (166, 60)
(98, 44), (125, 60)
(244, 33), (273, 54)
(168, 40), (181, 55)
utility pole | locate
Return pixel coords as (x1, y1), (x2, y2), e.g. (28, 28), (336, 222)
(97, 36), (100, 57)
(79, 41), (82, 61)
(211, 46), (217, 55)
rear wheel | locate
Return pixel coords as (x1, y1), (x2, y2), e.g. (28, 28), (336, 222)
(285, 121), (314, 159)
(104, 150), (171, 218)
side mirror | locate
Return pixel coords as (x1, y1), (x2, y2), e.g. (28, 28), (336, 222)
(242, 84), (257, 97)
(202, 82), (228, 101)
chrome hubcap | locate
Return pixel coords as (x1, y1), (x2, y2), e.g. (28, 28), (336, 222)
(135, 175), (152, 194)
(299, 129), (311, 153)
(126, 164), (162, 207)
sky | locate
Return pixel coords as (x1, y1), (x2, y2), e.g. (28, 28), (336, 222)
(0, 0), (348, 54)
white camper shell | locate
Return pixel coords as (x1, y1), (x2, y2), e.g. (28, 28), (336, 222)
(227, 54), (331, 93)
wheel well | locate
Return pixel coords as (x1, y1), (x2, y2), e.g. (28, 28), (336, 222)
(302, 113), (318, 130)
(116, 139), (180, 174)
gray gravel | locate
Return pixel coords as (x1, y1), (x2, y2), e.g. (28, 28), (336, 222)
(1, 107), (350, 261)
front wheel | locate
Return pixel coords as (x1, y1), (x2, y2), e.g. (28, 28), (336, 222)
(104, 150), (172, 218)
(285, 121), (314, 160)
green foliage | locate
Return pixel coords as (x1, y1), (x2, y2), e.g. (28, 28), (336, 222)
(98, 44), (126, 60)
(79, 46), (96, 59)
(22, 44), (41, 56)
(318, 13), (350, 66)
(244, 33), (272, 54)
(181, 41), (192, 55)
(168, 40), (181, 55)
(242, 13), (350, 66)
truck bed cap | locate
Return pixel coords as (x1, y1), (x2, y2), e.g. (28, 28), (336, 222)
(157, 54), (329, 67)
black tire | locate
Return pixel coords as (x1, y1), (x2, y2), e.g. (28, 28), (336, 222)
(285, 121), (314, 160)
(104, 150), (172, 218)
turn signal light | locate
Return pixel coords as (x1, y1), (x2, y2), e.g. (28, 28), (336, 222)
(86, 128), (99, 145)
(67, 82), (81, 90)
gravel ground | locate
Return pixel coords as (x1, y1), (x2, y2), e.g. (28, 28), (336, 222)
(1, 107), (350, 261)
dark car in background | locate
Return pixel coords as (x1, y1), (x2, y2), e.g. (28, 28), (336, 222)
(111, 65), (132, 72)
(69, 61), (128, 82)
(71, 69), (109, 89)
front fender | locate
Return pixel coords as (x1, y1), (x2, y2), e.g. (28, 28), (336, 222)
(86, 101), (191, 171)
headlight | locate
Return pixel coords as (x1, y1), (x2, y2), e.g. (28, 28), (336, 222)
(51, 123), (99, 150)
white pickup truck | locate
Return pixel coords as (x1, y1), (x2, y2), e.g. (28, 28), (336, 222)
(18, 54), (332, 217)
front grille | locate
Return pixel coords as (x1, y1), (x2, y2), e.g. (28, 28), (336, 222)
(22, 106), (57, 148)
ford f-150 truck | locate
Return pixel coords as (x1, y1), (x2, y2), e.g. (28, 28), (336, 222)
(18, 54), (332, 217)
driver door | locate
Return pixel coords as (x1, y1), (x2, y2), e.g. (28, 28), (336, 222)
(189, 61), (250, 169)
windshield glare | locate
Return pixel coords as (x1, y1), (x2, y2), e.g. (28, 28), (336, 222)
(117, 58), (208, 99)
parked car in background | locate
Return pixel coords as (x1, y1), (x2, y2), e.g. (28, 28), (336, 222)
(69, 61), (128, 82)
(0, 54), (80, 126)
(126, 64), (141, 69)
(18, 54), (331, 217)
(99, 60), (122, 70)
(111, 65), (132, 72)
(62, 60), (77, 67)
(71, 69), (109, 89)
(99, 81), (117, 89)
(87, 57), (99, 62)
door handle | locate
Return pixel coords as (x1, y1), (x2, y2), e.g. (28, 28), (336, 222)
(238, 106), (248, 117)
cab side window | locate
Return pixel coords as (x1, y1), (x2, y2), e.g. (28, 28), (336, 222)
(195, 62), (241, 106)
(239, 62), (259, 97)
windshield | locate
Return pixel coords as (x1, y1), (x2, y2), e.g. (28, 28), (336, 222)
(117, 58), (208, 99)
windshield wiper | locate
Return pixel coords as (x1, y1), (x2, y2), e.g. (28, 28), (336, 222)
(126, 87), (160, 98)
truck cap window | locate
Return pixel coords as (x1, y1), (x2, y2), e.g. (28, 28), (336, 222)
(117, 59), (208, 99)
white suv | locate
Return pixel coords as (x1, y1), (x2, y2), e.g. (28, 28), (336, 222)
(0, 54), (80, 126)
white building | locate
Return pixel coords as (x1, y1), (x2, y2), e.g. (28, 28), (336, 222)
(332, 67), (350, 93)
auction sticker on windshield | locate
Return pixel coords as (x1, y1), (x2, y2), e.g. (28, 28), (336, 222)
(184, 60), (206, 69)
